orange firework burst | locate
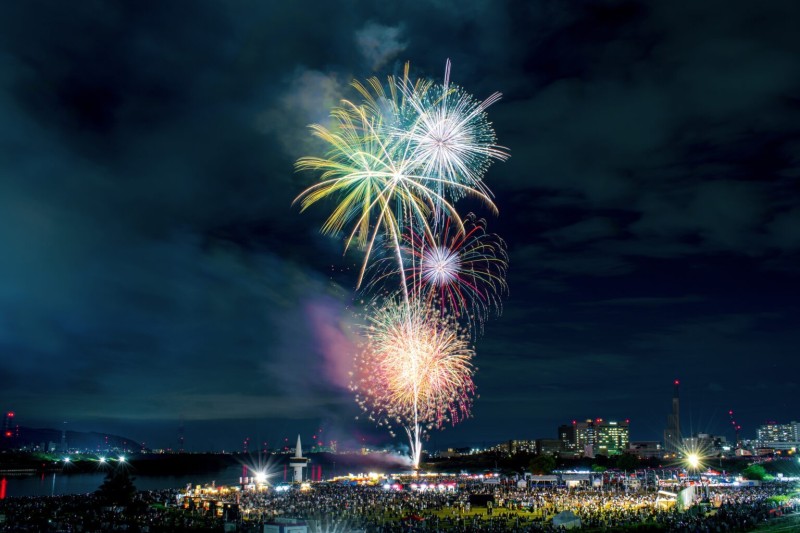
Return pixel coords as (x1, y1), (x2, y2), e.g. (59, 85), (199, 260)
(351, 298), (475, 465)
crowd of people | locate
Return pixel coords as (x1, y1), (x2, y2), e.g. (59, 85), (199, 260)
(233, 480), (797, 532)
(0, 489), (211, 532)
(0, 477), (797, 532)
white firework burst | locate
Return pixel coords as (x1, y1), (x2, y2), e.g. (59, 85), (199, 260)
(401, 59), (509, 206)
(421, 245), (461, 287)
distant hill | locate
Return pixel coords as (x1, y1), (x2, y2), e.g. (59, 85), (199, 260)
(1, 426), (140, 452)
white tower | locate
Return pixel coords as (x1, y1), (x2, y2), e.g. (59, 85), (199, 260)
(289, 434), (308, 483)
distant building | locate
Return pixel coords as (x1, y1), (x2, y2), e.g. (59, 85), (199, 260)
(562, 418), (630, 457)
(438, 447), (472, 458)
(757, 421), (796, 443)
(683, 433), (732, 457)
(596, 420), (630, 456)
(505, 439), (537, 455)
(485, 440), (535, 456)
(629, 441), (662, 459)
(559, 423), (578, 454)
(755, 421), (800, 451)
(576, 420), (597, 451)
(663, 380), (681, 453)
(536, 438), (563, 456)
(486, 442), (507, 455)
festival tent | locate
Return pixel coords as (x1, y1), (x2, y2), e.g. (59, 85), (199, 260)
(552, 510), (581, 529)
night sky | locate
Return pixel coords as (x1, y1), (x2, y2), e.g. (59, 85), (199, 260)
(1, 1), (798, 453)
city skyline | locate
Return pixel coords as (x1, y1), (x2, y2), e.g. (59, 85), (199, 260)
(3, 379), (796, 453)
(1, 1), (799, 453)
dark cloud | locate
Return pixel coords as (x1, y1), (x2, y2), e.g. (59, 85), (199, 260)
(355, 22), (408, 71)
(0, 0), (798, 450)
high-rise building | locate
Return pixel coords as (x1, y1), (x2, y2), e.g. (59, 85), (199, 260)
(576, 419), (597, 452)
(559, 422), (577, 453)
(563, 417), (631, 457)
(596, 420), (630, 456)
(663, 380), (681, 453)
(757, 421), (797, 444)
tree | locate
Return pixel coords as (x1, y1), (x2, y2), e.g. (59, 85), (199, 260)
(529, 454), (556, 475)
(614, 453), (640, 471)
(96, 469), (137, 506)
(741, 464), (767, 481)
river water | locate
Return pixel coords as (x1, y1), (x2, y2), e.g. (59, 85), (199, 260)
(0, 465), (247, 498)
(0, 453), (407, 498)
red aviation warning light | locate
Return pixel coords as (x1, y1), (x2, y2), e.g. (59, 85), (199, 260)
(7, 412), (14, 418)
(729, 409), (742, 446)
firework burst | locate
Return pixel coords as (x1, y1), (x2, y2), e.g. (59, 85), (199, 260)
(367, 213), (507, 330)
(410, 213), (507, 328)
(294, 101), (466, 289)
(295, 60), (507, 469)
(294, 63), (500, 288)
(401, 59), (508, 206)
(351, 298), (475, 466)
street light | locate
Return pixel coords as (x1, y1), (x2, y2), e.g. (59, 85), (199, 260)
(687, 453), (700, 470)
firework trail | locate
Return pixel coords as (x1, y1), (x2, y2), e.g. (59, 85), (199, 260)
(295, 60), (507, 468)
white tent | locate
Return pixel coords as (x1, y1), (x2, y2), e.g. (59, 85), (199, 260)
(552, 510), (581, 529)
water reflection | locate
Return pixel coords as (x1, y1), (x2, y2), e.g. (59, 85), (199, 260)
(0, 461), (332, 498)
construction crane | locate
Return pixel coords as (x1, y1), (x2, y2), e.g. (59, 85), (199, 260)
(728, 410), (742, 448)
